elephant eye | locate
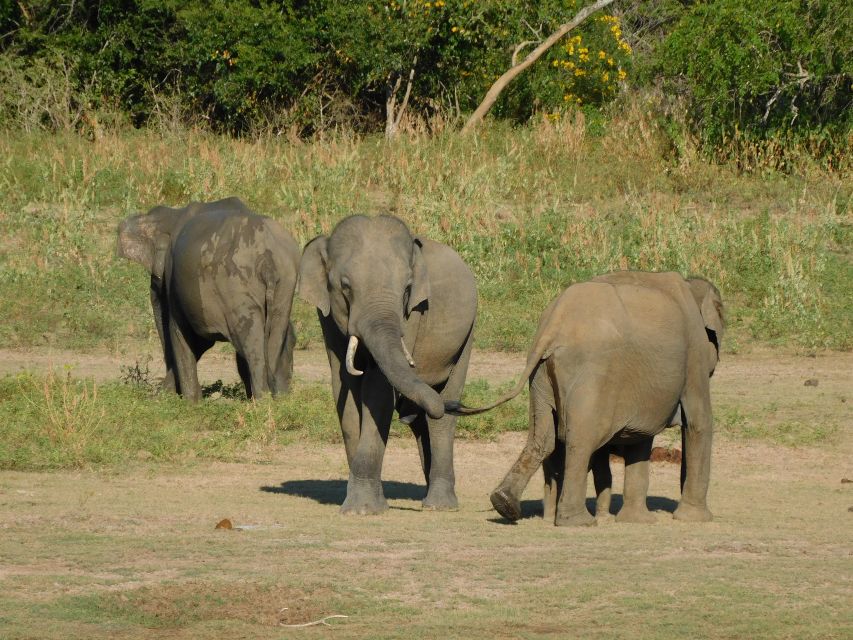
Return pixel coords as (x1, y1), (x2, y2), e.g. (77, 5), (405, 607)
(340, 276), (351, 293)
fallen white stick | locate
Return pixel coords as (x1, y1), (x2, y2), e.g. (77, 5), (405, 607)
(279, 608), (349, 628)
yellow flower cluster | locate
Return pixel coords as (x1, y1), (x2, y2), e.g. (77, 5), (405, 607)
(555, 17), (632, 108)
(211, 50), (237, 66)
(599, 14), (632, 54)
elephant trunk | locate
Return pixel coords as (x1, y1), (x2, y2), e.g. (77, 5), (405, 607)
(356, 313), (444, 420)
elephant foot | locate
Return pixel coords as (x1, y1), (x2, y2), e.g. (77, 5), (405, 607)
(673, 501), (713, 522)
(555, 508), (596, 527)
(340, 476), (388, 516)
(422, 478), (458, 511)
(595, 497), (612, 518)
(615, 504), (656, 524)
(490, 488), (522, 521)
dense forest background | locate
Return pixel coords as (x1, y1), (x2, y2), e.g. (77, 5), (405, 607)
(1, 0), (850, 165)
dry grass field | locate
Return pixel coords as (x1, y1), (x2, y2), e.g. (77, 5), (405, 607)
(0, 347), (850, 639)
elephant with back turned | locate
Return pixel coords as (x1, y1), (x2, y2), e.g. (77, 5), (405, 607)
(299, 214), (477, 515)
(117, 197), (300, 401)
(448, 271), (724, 526)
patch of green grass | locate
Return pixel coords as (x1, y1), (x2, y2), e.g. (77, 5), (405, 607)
(0, 372), (527, 470)
(453, 379), (528, 439)
(0, 372), (341, 470)
(716, 405), (839, 447)
(48, 581), (344, 631)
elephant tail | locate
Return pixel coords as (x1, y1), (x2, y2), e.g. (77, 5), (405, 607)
(444, 348), (547, 417)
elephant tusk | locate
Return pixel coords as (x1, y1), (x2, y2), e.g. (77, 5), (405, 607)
(401, 338), (415, 367)
(345, 335), (363, 376)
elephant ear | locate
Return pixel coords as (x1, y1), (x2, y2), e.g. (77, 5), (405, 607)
(299, 236), (331, 316)
(689, 278), (725, 349)
(117, 218), (151, 270)
(117, 207), (178, 281)
(117, 218), (169, 280)
(408, 237), (430, 316)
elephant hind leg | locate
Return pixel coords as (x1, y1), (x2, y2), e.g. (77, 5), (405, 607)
(491, 363), (556, 522)
(590, 446), (613, 518)
(235, 353), (252, 398)
(232, 315), (270, 400)
(542, 437), (564, 522)
(407, 414), (431, 488)
(615, 439), (656, 524)
(553, 356), (614, 527)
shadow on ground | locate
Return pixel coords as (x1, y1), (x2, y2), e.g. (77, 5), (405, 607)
(488, 495), (679, 525)
(260, 479), (425, 505)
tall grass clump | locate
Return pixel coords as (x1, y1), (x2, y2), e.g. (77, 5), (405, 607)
(0, 372), (342, 470)
(0, 372), (527, 470)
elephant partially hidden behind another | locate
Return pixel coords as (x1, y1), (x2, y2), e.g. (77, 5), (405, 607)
(299, 214), (477, 515)
(117, 197), (300, 401)
(448, 271), (724, 526)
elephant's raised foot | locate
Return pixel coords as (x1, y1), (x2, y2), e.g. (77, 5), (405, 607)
(555, 508), (596, 527)
(341, 476), (388, 516)
(615, 504), (656, 524)
(673, 501), (713, 522)
(490, 488), (521, 521)
(423, 478), (458, 511)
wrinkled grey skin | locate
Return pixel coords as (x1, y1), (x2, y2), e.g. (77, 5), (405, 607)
(117, 197), (299, 401)
(299, 215), (477, 515)
(448, 272), (723, 526)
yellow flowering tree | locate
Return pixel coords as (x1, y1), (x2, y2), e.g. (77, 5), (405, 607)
(555, 14), (631, 108)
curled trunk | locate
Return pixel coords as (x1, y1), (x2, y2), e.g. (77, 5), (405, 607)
(359, 321), (444, 419)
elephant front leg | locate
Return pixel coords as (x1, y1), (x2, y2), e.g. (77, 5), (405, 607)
(341, 369), (394, 515)
(674, 380), (714, 522)
(616, 439), (655, 523)
(320, 315), (361, 466)
(420, 334), (473, 511)
(421, 413), (458, 511)
(150, 284), (176, 392)
(168, 310), (205, 403)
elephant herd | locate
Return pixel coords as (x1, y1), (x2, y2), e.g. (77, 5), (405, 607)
(117, 197), (724, 526)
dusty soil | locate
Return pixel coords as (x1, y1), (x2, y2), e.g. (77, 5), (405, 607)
(0, 347), (851, 638)
(0, 344), (526, 386)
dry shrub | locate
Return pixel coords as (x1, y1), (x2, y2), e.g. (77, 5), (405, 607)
(532, 110), (587, 156)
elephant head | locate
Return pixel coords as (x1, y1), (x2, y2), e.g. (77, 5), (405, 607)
(687, 277), (725, 373)
(299, 215), (444, 419)
(116, 206), (180, 282)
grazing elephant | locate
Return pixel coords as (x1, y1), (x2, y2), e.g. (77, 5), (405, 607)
(299, 214), (477, 515)
(117, 197), (299, 401)
(448, 271), (724, 526)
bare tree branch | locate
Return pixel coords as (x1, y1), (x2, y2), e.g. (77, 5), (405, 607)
(462, 0), (617, 134)
(512, 41), (539, 67)
(385, 56), (418, 140)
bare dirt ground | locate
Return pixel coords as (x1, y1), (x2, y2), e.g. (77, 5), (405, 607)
(0, 347), (851, 638)
(0, 344), (526, 386)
